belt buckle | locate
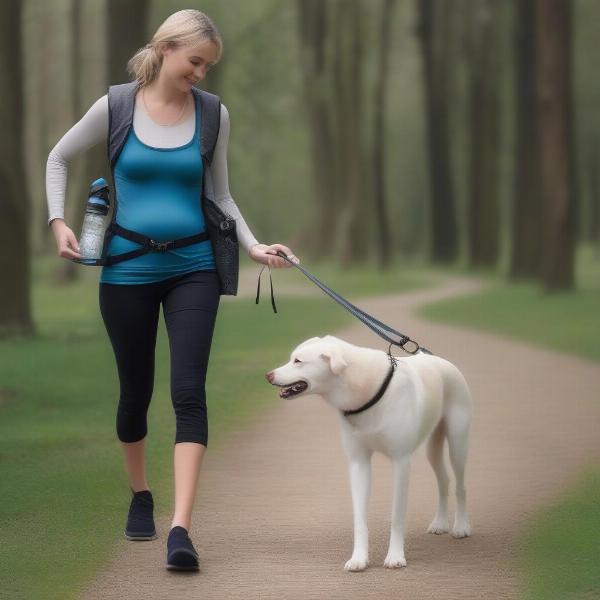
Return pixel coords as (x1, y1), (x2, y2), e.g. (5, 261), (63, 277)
(150, 239), (169, 252)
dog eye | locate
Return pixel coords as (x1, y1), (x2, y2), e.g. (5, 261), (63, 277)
(294, 358), (302, 363)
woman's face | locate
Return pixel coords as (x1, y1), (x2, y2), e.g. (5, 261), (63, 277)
(160, 40), (219, 91)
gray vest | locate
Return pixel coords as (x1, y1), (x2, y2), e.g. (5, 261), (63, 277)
(103, 81), (238, 295)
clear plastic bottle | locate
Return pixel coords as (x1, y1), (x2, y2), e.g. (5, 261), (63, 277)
(79, 178), (110, 259)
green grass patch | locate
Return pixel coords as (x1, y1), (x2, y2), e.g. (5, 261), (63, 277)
(514, 467), (600, 600)
(1, 256), (429, 600)
(418, 245), (600, 361)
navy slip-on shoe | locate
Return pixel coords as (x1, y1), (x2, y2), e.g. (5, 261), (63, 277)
(124, 489), (157, 541)
(166, 526), (199, 571)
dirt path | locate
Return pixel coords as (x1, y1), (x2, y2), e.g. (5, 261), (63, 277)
(80, 271), (600, 600)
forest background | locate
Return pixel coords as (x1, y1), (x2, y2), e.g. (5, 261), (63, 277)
(2, 0), (597, 332)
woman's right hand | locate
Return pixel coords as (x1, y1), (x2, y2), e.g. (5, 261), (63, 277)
(50, 219), (83, 260)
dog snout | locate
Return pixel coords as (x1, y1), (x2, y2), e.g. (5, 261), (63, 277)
(266, 371), (275, 383)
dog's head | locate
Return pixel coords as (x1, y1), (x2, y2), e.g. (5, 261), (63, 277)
(266, 336), (349, 400)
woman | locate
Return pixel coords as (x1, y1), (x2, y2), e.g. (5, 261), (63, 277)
(46, 9), (299, 571)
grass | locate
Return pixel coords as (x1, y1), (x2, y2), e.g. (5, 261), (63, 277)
(515, 468), (600, 600)
(0, 256), (431, 600)
(418, 245), (600, 361)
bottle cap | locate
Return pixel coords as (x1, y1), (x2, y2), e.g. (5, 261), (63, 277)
(89, 177), (110, 204)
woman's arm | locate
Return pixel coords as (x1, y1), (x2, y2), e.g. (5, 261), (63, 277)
(46, 95), (109, 226)
(209, 104), (298, 268)
(209, 104), (261, 255)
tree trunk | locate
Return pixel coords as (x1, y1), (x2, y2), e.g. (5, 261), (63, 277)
(372, 0), (396, 269)
(417, 0), (458, 264)
(23, 1), (52, 257)
(467, 0), (501, 268)
(107, 0), (150, 85)
(296, 0), (369, 265)
(0, 1), (34, 337)
(296, 0), (337, 257)
(510, 0), (541, 279)
(586, 134), (600, 256)
(333, 0), (368, 266)
(535, 0), (575, 291)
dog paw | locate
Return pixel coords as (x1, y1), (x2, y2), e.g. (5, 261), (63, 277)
(344, 556), (368, 572)
(427, 520), (449, 535)
(383, 554), (407, 568)
(451, 521), (471, 538)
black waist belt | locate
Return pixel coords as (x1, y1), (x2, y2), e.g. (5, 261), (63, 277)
(75, 222), (210, 267)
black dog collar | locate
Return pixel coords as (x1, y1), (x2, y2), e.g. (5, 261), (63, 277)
(343, 362), (396, 417)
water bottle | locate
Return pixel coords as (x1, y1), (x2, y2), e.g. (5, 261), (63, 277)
(79, 178), (110, 259)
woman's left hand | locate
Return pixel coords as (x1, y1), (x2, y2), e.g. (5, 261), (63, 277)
(249, 243), (300, 268)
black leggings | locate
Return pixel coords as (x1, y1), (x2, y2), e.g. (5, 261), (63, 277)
(99, 270), (220, 446)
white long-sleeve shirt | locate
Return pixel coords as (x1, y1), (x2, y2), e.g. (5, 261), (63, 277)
(46, 93), (260, 254)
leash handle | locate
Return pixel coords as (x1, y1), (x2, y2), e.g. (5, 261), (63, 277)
(255, 265), (278, 313)
(264, 251), (432, 356)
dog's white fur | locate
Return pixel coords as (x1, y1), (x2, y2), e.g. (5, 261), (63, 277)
(268, 335), (472, 571)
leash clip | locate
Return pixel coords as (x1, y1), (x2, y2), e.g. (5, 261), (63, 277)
(400, 339), (420, 355)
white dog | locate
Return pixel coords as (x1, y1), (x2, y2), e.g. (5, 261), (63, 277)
(266, 335), (472, 571)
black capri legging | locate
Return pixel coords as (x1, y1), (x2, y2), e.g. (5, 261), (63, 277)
(99, 269), (221, 446)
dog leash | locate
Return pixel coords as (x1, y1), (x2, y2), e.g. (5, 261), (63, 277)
(256, 251), (433, 358)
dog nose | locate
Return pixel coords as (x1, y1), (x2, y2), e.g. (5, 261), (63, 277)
(266, 371), (274, 383)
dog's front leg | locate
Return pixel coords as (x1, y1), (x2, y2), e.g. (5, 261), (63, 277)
(344, 457), (371, 572)
(384, 456), (410, 568)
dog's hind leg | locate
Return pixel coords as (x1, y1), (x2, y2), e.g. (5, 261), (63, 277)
(426, 418), (450, 534)
(446, 404), (471, 538)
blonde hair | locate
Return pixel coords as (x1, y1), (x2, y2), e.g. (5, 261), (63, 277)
(127, 9), (223, 87)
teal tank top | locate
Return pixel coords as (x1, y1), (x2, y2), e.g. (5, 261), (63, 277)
(99, 101), (216, 285)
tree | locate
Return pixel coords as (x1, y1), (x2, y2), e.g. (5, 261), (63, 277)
(296, 0), (337, 257)
(372, 0), (397, 269)
(23, 1), (53, 257)
(296, 0), (369, 266)
(417, 0), (458, 263)
(0, 0), (34, 337)
(466, 0), (502, 269)
(107, 0), (150, 85)
(510, 0), (542, 279)
(585, 133), (600, 255)
(330, 0), (368, 265)
(535, 0), (575, 290)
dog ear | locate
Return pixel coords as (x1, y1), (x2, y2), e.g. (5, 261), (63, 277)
(320, 346), (348, 375)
